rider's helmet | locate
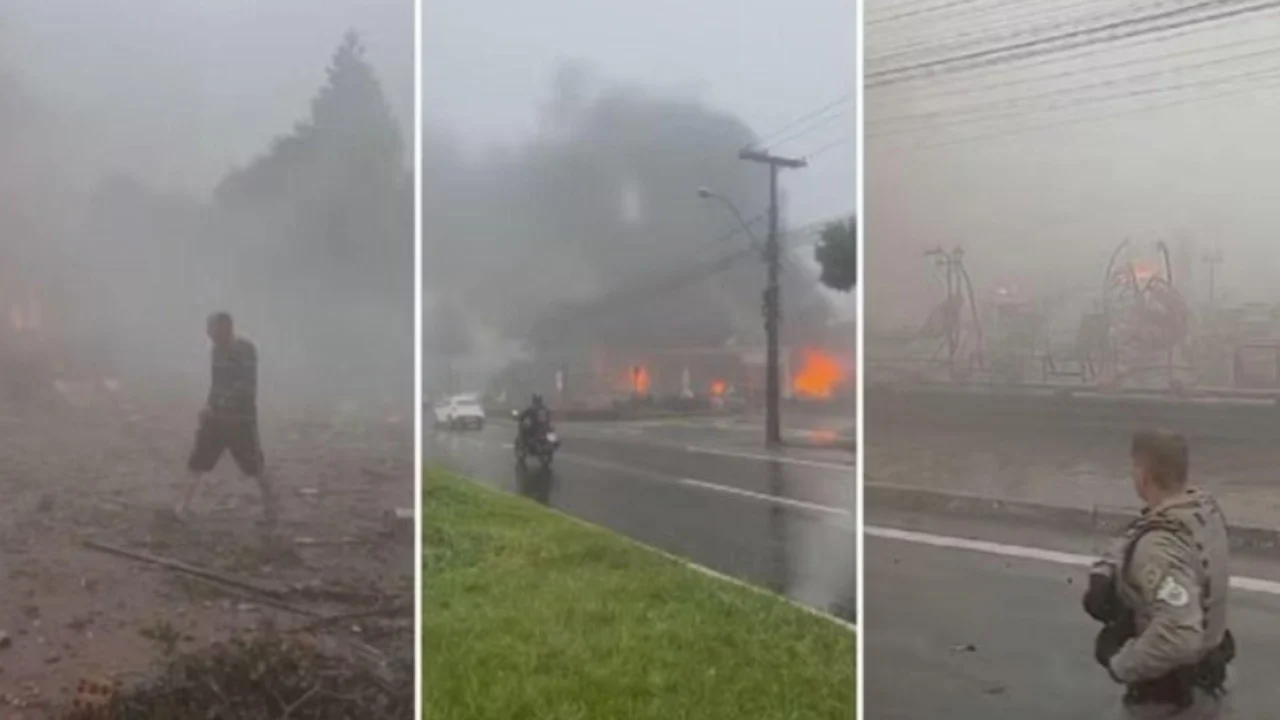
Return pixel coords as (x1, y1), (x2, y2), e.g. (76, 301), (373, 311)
(532, 393), (544, 407)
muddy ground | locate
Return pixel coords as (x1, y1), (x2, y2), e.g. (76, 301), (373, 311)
(0, 382), (414, 718)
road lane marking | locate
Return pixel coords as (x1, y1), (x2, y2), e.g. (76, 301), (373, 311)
(482, 418), (853, 470)
(431, 435), (853, 520)
(867, 525), (1280, 596)
(557, 451), (853, 522)
(678, 478), (852, 518)
(683, 445), (854, 472)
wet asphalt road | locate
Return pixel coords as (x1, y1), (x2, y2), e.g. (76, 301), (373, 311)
(425, 418), (856, 621)
(865, 511), (1280, 719)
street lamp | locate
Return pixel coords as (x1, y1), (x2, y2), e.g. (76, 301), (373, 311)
(696, 187), (760, 248)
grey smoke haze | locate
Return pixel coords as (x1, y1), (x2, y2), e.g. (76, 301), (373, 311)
(6, 1), (413, 194)
(866, 3), (1280, 332)
(422, 0), (856, 385)
(2, 2), (414, 406)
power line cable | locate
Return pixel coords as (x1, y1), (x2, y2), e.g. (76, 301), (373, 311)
(762, 110), (849, 152)
(868, 41), (1280, 133)
(869, 0), (995, 26)
(800, 137), (853, 162)
(869, 30), (1280, 105)
(869, 10), (1274, 98)
(745, 93), (853, 151)
(870, 0), (1146, 63)
(870, 62), (1280, 139)
(874, 65), (1280, 151)
(868, 0), (1280, 87)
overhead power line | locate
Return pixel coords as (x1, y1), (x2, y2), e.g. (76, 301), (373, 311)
(799, 137), (853, 162)
(534, 246), (756, 326)
(870, 0), (1180, 66)
(869, 0), (991, 26)
(878, 65), (1280, 152)
(762, 111), (849, 152)
(870, 30), (1280, 104)
(868, 41), (1280, 134)
(868, 0), (1280, 87)
(744, 93), (853, 152)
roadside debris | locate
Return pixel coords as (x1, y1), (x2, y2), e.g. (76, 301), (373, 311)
(0, 391), (412, 708)
(83, 630), (413, 719)
(83, 540), (290, 600)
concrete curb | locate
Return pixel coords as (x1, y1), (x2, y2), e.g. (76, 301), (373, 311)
(865, 482), (1280, 554)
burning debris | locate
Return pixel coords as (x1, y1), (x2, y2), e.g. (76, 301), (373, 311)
(630, 365), (652, 396)
(793, 348), (848, 400)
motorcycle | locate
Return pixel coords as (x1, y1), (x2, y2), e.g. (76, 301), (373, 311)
(512, 410), (559, 468)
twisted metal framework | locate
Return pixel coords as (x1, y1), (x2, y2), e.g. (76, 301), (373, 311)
(919, 246), (984, 380)
(1095, 239), (1190, 386)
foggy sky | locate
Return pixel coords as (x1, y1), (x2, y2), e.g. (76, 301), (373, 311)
(422, 0), (856, 230)
(7, 0), (413, 195)
(866, 3), (1280, 330)
(2, 2), (414, 404)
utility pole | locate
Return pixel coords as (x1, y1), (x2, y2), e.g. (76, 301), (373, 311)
(739, 149), (807, 446)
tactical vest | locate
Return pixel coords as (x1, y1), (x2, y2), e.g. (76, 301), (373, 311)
(1117, 493), (1234, 707)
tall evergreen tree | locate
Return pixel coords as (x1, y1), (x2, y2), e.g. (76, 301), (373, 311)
(211, 31), (412, 398)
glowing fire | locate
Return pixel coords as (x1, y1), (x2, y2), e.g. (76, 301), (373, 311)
(631, 365), (651, 395)
(1132, 261), (1157, 282)
(710, 380), (727, 396)
(793, 349), (847, 399)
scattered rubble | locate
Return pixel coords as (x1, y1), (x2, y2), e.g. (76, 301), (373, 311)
(0, 391), (412, 716)
(67, 630), (412, 719)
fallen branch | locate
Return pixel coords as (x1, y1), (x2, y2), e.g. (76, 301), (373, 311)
(279, 684), (320, 719)
(180, 574), (322, 618)
(83, 539), (288, 599)
(292, 602), (413, 634)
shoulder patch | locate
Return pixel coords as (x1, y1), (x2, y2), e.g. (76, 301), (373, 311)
(1155, 576), (1190, 607)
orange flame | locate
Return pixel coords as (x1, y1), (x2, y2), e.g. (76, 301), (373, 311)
(793, 349), (846, 399)
(631, 365), (651, 395)
(710, 380), (727, 396)
(1132, 261), (1157, 282)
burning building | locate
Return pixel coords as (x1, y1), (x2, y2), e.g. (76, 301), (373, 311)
(792, 347), (849, 400)
(503, 249), (847, 409)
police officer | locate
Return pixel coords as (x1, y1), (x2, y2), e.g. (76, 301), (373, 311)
(1084, 429), (1234, 718)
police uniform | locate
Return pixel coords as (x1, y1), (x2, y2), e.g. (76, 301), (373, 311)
(1097, 488), (1233, 718)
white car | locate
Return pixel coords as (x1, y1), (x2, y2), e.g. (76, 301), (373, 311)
(434, 394), (486, 430)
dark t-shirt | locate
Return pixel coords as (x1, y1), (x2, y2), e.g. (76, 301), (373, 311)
(208, 337), (257, 420)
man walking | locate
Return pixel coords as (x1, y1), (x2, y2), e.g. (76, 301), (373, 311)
(176, 312), (277, 524)
(1084, 429), (1234, 718)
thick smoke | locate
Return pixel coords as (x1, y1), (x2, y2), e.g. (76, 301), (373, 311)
(10, 32), (413, 407)
(424, 64), (831, 389)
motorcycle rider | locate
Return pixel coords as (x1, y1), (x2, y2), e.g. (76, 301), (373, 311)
(517, 393), (552, 449)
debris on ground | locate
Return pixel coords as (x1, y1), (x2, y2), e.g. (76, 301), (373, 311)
(64, 629), (413, 719)
(0, 389), (412, 715)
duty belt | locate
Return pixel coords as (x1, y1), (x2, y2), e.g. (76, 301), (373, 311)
(1124, 630), (1235, 708)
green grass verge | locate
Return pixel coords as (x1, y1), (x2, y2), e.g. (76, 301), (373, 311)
(424, 469), (855, 720)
